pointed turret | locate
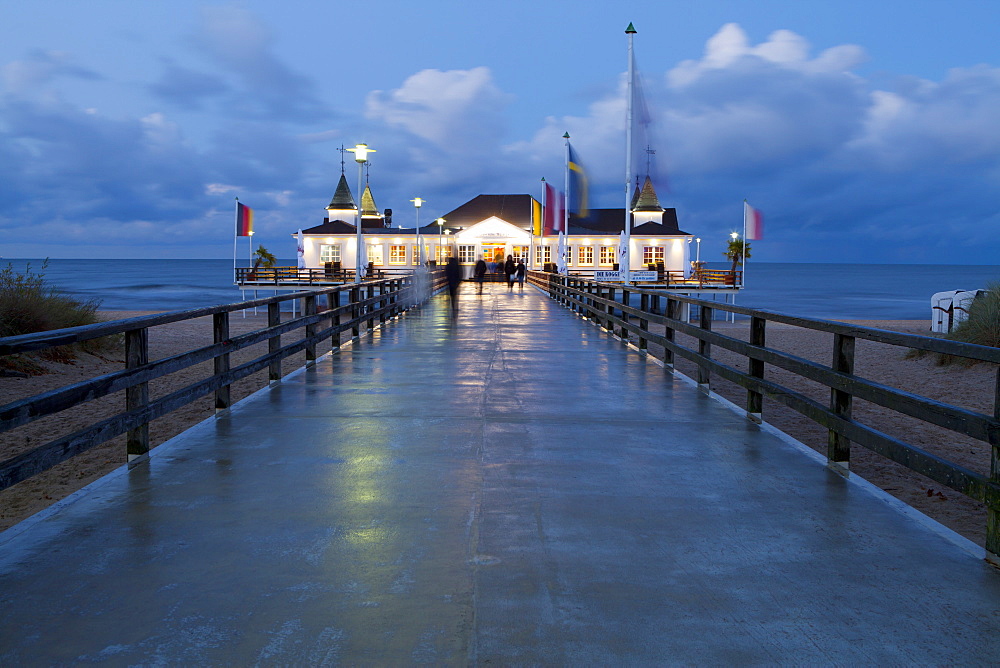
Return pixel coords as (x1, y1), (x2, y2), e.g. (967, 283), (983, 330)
(633, 176), (664, 213)
(361, 184), (379, 217)
(327, 173), (357, 213)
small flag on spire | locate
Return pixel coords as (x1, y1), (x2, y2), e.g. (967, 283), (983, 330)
(236, 202), (254, 237)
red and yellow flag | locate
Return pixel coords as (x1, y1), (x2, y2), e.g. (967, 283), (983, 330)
(236, 202), (254, 236)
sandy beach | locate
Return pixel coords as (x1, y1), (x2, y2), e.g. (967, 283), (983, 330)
(0, 309), (993, 548)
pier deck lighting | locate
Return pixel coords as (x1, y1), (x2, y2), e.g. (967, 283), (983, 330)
(695, 237), (701, 264)
(411, 198), (424, 266)
(436, 218), (445, 263)
(348, 143), (375, 282)
(730, 231), (739, 240)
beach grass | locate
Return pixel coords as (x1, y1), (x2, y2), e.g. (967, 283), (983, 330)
(0, 260), (119, 373)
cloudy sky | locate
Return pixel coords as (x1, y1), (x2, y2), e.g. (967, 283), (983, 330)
(2, 0), (999, 263)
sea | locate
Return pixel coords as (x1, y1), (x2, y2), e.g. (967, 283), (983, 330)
(3, 259), (998, 321)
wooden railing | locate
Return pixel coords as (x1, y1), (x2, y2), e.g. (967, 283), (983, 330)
(0, 271), (447, 491)
(235, 266), (411, 284)
(529, 270), (1000, 557)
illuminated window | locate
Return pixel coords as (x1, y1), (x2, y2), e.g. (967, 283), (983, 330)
(367, 244), (384, 266)
(535, 245), (552, 265)
(564, 245), (573, 265)
(643, 246), (664, 265)
(577, 246), (594, 266)
(436, 245), (453, 263)
(320, 244), (341, 263)
(458, 245), (476, 263)
(388, 245), (406, 265)
(512, 246), (529, 262)
(599, 246), (616, 266)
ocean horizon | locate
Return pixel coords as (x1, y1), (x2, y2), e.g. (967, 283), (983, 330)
(4, 258), (998, 321)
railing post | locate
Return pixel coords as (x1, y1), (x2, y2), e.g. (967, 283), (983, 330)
(988, 370), (1000, 558)
(747, 316), (765, 423)
(698, 305), (712, 391)
(379, 283), (387, 324)
(366, 284), (375, 330)
(268, 302), (281, 383)
(331, 289), (342, 349)
(305, 294), (317, 364)
(828, 333), (855, 468)
(213, 311), (231, 411)
(639, 293), (649, 350)
(621, 288), (630, 339)
(663, 298), (677, 370)
(607, 287), (616, 332)
(351, 287), (360, 338)
(125, 327), (149, 465)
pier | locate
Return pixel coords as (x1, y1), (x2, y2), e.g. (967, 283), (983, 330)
(1, 281), (999, 664)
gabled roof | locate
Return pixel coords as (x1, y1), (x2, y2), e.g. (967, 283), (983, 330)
(302, 218), (357, 235)
(569, 208), (687, 235)
(361, 184), (379, 217)
(633, 176), (664, 212)
(439, 194), (537, 229)
(327, 173), (357, 211)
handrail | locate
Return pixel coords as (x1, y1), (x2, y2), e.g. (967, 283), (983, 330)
(527, 270), (1000, 557)
(0, 271), (447, 491)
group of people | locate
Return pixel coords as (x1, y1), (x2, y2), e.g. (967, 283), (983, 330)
(473, 255), (525, 293)
(445, 254), (527, 314)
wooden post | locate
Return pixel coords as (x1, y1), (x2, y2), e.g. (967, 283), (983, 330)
(828, 333), (855, 468)
(351, 287), (360, 337)
(125, 327), (149, 464)
(989, 368), (1000, 558)
(305, 294), (317, 364)
(664, 298), (677, 369)
(621, 288), (630, 339)
(748, 316), (765, 423)
(379, 283), (387, 324)
(366, 284), (375, 330)
(639, 293), (649, 350)
(607, 287), (616, 332)
(268, 302), (281, 383)
(213, 312), (231, 411)
(698, 305), (712, 390)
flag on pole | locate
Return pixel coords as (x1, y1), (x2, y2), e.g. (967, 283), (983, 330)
(567, 144), (588, 217)
(543, 182), (564, 235)
(744, 201), (763, 240)
(236, 203), (254, 237)
(532, 197), (542, 236)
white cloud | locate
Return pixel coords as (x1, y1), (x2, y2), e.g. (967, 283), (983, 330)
(366, 67), (512, 148)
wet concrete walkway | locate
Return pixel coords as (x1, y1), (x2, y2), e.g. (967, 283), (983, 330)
(1, 283), (999, 665)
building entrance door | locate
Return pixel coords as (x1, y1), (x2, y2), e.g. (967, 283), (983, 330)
(482, 244), (506, 268)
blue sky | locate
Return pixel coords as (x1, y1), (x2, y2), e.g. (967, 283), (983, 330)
(2, 0), (999, 263)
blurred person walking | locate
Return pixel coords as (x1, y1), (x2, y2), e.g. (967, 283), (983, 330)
(445, 257), (461, 315)
(504, 255), (516, 291)
(474, 256), (488, 294)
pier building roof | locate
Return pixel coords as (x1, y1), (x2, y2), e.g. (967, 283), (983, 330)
(327, 174), (357, 211)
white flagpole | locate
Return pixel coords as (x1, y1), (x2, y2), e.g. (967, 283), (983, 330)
(624, 23), (636, 284)
(563, 133), (570, 239)
(233, 198), (239, 283)
(742, 200), (748, 289)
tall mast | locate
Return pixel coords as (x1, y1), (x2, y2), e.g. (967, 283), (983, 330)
(624, 22), (636, 283)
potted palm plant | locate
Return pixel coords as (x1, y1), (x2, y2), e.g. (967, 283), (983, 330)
(249, 245), (278, 280)
(723, 237), (750, 285)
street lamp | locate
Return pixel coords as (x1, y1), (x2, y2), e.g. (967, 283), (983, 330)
(348, 143), (375, 282)
(410, 197), (424, 268)
(436, 218), (445, 265)
(695, 237), (701, 264)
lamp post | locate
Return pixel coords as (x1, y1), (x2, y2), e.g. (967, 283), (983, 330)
(410, 197), (424, 268)
(695, 237), (701, 264)
(348, 143), (375, 282)
(436, 218), (445, 265)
